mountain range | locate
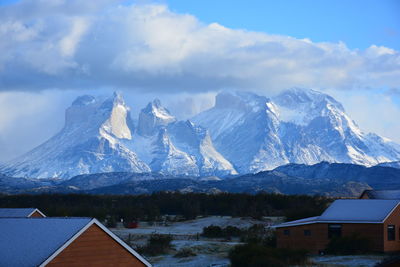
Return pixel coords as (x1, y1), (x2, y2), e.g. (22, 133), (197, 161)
(1, 88), (400, 179)
(5, 161), (400, 197)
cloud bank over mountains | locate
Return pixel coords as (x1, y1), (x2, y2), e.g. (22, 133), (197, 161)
(0, 0), (399, 93)
(0, 0), (399, 162)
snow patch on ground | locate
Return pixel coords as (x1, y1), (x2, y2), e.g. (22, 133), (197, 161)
(311, 255), (384, 267)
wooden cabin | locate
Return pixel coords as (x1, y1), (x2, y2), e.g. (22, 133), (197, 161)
(0, 218), (151, 266)
(0, 208), (46, 218)
(275, 199), (400, 254)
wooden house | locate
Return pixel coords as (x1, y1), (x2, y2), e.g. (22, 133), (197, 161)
(275, 199), (400, 254)
(0, 208), (46, 218)
(0, 217), (151, 266)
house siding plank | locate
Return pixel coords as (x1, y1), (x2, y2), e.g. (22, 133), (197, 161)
(383, 205), (400, 252)
(277, 223), (383, 254)
(47, 224), (146, 267)
(29, 211), (45, 218)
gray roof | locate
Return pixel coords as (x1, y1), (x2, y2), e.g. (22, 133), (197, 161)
(319, 199), (399, 222)
(0, 218), (91, 267)
(362, 190), (400, 199)
(276, 199), (400, 228)
(0, 208), (39, 218)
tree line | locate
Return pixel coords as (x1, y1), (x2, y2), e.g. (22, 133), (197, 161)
(0, 192), (332, 222)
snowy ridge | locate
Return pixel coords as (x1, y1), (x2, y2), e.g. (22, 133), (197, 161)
(193, 88), (400, 173)
(1, 88), (399, 179)
(1, 93), (150, 178)
(131, 100), (237, 176)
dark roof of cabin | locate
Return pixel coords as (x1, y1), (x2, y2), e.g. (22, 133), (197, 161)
(0, 218), (91, 267)
(276, 199), (400, 228)
(0, 208), (40, 218)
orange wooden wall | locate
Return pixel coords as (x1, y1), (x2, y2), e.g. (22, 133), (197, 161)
(383, 204), (400, 252)
(29, 211), (45, 218)
(277, 223), (384, 254)
(47, 224), (146, 267)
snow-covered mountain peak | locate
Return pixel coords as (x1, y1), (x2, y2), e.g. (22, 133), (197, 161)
(273, 88), (347, 126)
(137, 99), (176, 136)
(215, 91), (269, 113)
(2, 89), (399, 179)
(275, 88), (344, 111)
(71, 95), (96, 106)
(65, 92), (134, 140)
(100, 92), (133, 140)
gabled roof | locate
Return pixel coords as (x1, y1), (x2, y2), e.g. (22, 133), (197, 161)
(276, 199), (400, 228)
(0, 218), (151, 267)
(360, 189), (400, 200)
(0, 208), (45, 218)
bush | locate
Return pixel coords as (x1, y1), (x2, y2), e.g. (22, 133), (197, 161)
(174, 248), (197, 258)
(225, 225), (243, 237)
(325, 233), (371, 255)
(137, 234), (173, 256)
(263, 230), (277, 248)
(229, 243), (308, 267)
(202, 225), (244, 238)
(202, 225), (224, 238)
(240, 224), (267, 244)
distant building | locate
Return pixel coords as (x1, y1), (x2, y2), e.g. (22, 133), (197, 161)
(360, 190), (400, 199)
(0, 217), (151, 266)
(0, 208), (46, 218)
(275, 199), (400, 254)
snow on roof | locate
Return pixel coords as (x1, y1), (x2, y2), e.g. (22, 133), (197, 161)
(364, 190), (400, 199)
(274, 216), (318, 228)
(319, 199), (399, 222)
(0, 218), (91, 267)
(0, 208), (39, 218)
(275, 199), (400, 228)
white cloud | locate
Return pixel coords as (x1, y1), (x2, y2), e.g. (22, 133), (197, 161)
(59, 17), (90, 57)
(0, 0), (399, 161)
(0, 90), (74, 162)
(0, 1), (398, 92)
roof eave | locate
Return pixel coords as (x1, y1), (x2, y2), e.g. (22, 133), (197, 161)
(275, 220), (385, 228)
(28, 208), (46, 218)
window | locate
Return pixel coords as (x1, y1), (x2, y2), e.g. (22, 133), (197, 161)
(328, 224), (342, 239)
(388, 225), (395, 241)
(283, 229), (290, 236)
(304, 229), (311, 236)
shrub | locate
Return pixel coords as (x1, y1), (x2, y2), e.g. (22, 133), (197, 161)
(263, 230), (277, 248)
(229, 243), (308, 267)
(137, 234), (173, 256)
(240, 224), (267, 244)
(174, 248), (197, 258)
(224, 225), (243, 237)
(325, 233), (371, 255)
(202, 225), (224, 238)
(202, 225), (244, 238)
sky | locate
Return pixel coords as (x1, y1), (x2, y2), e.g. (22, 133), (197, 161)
(0, 0), (399, 162)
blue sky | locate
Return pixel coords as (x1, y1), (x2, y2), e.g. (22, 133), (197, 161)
(165, 0), (400, 50)
(0, 0), (399, 161)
